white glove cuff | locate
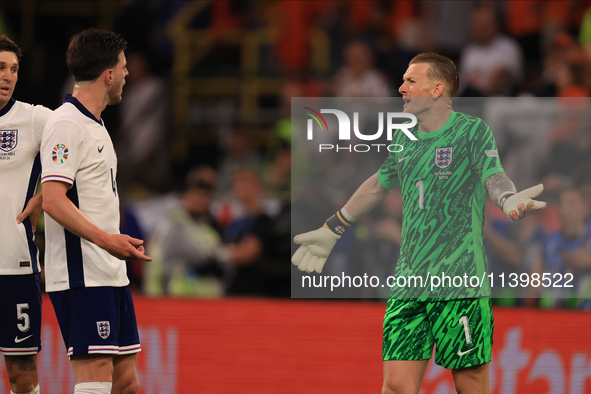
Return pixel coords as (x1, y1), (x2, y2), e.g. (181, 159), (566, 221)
(498, 191), (515, 210)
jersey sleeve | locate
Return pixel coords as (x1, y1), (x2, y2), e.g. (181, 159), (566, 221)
(41, 120), (84, 186)
(31, 105), (53, 148)
(377, 149), (400, 189)
(469, 119), (505, 187)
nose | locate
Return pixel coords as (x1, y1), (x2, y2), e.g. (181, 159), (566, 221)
(1, 69), (11, 81)
(399, 82), (407, 96)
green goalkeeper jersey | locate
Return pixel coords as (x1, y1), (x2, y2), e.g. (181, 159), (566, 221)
(377, 111), (504, 299)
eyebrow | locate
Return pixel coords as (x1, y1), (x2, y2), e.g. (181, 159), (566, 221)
(0, 61), (18, 68)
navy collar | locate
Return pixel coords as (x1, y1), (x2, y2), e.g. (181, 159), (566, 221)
(63, 94), (103, 126)
(0, 97), (16, 118)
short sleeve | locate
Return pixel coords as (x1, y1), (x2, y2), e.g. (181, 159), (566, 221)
(41, 120), (84, 186)
(470, 119), (505, 187)
(377, 150), (400, 189)
(31, 105), (52, 148)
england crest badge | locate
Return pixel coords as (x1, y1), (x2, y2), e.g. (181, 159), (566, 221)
(97, 321), (110, 339)
(0, 130), (17, 152)
(435, 147), (453, 169)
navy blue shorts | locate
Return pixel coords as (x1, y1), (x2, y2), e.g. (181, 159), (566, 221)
(0, 273), (42, 356)
(49, 286), (140, 358)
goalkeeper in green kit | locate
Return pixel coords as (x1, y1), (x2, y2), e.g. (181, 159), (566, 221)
(291, 53), (546, 394)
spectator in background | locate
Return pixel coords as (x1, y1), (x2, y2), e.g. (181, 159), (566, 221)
(332, 40), (391, 97)
(539, 103), (591, 196)
(459, 6), (523, 96)
(349, 190), (403, 298)
(120, 197), (147, 291)
(258, 198), (292, 298)
(506, 0), (543, 67)
(115, 51), (172, 193)
(533, 188), (591, 309)
(422, 0), (476, 63)
(550, 58), (589, 98)
(483, 200), (523, 306)
(223, 169), (272, 296)
(264, 124), (291, 201)
(144, 166), (226, 297)
(542, 31), (590, 97)
(216, 128), (265, 199)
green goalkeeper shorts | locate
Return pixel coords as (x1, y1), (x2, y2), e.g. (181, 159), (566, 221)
(383, 298), (493, 369)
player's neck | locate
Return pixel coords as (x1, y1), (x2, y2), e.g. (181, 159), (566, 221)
(71, 83), (108, 121)
(417, 105), (452, 134)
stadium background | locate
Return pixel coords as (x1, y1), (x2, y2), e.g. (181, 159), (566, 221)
(1, 0), (591, 393)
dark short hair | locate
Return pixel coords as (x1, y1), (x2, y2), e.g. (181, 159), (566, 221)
(0, 35), (22, 62)
(66, 29), (127, 82)
(409, 53), (459, 97)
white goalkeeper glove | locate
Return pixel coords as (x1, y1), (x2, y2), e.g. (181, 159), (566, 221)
(501, 183), (546, 222)
(292, 209), (353, 273)
(292, 227), (340, 273)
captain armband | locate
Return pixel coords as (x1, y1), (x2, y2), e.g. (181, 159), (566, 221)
(323, 208), (355, 236)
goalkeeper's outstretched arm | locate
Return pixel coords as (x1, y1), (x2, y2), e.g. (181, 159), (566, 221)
(292, 172), (391, 273)
(343, 172), (391, 219)
(484, 173), (546, 221)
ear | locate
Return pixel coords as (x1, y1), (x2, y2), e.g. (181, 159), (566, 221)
(432, 82), (445, 98)
(103, 68), (114, 85)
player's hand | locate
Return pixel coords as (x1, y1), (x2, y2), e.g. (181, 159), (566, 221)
(17, 192), (43, 232)
(292, 227), (340, 273)
(101, 234), (152, 261)
(502, 184), (546, 222)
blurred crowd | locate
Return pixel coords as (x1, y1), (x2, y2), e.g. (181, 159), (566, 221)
(2, 0), (591, 304)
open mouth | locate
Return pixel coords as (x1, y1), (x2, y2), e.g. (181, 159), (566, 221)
(0, 86), (10, 94)
(403, 97), (411, 105)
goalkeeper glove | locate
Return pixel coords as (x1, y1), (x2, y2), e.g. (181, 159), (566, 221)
(500, 183), (546, 222)
(292, 209), (353, 273)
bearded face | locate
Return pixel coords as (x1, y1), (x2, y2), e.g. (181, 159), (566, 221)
(107, 52), (127, 105)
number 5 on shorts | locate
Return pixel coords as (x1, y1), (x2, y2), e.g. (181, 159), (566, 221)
(459, 315), (472, 344)
(17, 303), (30, 332)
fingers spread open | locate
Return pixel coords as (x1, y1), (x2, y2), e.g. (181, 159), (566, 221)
(298, 251), (312, 271)
(292, 245), (308, 266)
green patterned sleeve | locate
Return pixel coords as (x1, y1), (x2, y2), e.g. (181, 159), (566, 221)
(469, 120), (505, 187)
(377, 150), (400, 189)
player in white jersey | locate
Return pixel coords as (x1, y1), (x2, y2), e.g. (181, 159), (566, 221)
(41, 29), (150, 394)
(0, 35), (51, 394)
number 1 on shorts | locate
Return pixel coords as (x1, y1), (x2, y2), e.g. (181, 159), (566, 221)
(459, 315), (472, 344)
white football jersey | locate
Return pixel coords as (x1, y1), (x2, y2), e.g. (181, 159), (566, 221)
(41, 95), (129, 291)
(0, 98), (51, 275)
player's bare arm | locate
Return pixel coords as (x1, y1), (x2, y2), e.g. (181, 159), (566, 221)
(42, 180), (151, 261)
(292, 172), (390, 273)
(484, 172), (546, 221)
(484, 172), (516, 207)
(16, 189), (42, 232)
(343, 172), (391, 219)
